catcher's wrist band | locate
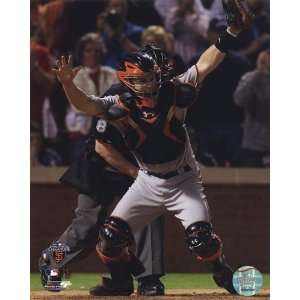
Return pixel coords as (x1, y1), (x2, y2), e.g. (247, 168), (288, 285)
(214, 30), (237, 53)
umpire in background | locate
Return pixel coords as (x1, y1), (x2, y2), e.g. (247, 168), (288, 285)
(39, 117), (165, 296)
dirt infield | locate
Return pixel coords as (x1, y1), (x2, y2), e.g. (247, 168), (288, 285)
(31, 289), (270, 300)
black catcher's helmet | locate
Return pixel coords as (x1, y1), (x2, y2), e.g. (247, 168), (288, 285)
(117, 45), (172, 105)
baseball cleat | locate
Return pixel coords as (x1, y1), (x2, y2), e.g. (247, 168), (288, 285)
(212, 255), (237, 295)
(89, 277), (134, 296)
(137, 276), (165, 296)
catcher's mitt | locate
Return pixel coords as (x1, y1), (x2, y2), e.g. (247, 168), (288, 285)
(222, 0), (255, 30)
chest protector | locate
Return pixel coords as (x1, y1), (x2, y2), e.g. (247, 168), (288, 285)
(108, 81), (197, 164)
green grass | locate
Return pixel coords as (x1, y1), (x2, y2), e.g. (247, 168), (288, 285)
(31, 273), (270, 291)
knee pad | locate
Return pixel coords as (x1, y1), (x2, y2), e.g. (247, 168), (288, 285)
(97, 216), (134, 257)
(185, 221), (222, 262)
(96, 216), (145, 276)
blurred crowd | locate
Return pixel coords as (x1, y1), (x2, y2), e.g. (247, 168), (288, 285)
(30, 0), (270, 168)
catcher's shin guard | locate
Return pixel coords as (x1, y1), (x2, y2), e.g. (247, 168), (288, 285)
(185, 221), (222, 262)
(97, 216), (134, 254)
(96, 216), (145, 280)
(212, 254), (237, 294)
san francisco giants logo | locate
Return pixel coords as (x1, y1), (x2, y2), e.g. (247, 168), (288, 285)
(53, 250), (65, 264)
(48, 242), (69, 265)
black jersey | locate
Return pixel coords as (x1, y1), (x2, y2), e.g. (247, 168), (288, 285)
(102, 81), (197, 164)
(88, 65), (200, 173)
(59, 114), (136, 204)
(91, 117), (136, 166)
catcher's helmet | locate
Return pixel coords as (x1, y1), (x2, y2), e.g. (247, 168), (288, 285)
(117, 45), (172, 108)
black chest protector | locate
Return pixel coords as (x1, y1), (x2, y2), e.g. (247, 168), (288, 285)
(109, 81), (197, 165)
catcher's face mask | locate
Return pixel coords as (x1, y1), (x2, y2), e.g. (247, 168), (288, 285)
(117, 61), (159, 108)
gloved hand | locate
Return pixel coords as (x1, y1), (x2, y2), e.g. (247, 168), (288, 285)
(222, 0), (254, 31)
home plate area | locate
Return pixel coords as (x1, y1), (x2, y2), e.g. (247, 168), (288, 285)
(31, 288), (270, 300)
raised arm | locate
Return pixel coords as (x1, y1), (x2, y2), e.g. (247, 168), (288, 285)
(195, 44), (227, 83)
(196, 0), (254, 83)
(95, 140), (139, 178)
(176, 27), (240, 86)
(53, 55), (113, 116)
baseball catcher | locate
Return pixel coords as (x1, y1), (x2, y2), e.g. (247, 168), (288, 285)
(52, 0), (254, 295)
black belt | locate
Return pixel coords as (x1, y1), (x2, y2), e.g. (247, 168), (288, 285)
(145, 165), (192, 179)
